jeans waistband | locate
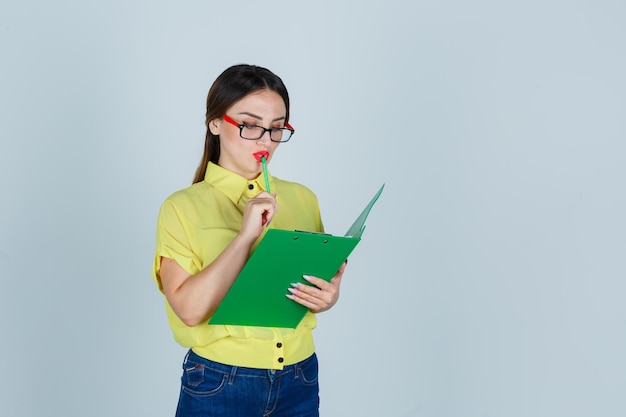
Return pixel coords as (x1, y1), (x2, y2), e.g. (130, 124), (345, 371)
(184, 349), (316, 380)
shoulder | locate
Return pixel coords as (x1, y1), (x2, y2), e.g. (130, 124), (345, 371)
(158, 182), (213, 219)
(271, 177), (323, 231)
(162, 181), (210, 205)
(273, 176), (318, 200)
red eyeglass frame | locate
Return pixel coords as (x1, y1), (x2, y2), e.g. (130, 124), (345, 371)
(222, 114), (295, 136)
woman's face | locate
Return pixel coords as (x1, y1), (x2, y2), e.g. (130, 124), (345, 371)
(210, 89), (286, 180)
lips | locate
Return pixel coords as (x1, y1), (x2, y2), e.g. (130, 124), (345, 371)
(253, 151), (270, 162)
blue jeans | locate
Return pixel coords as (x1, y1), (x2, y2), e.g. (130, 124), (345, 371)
(175, 350), (320, 417)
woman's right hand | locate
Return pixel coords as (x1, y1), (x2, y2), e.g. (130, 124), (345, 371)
(238, 191), (277, 242)
(160, 190), (277, 327)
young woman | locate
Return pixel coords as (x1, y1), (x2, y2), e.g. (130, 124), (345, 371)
(152, 64), (347, 417)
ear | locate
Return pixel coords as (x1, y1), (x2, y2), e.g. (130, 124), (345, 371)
(208, 118), (221, 135)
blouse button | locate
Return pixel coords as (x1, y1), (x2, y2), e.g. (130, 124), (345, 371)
(248, 184), (254, 190)
(278, 357), (284, 363)
(276, 342), (282, 348)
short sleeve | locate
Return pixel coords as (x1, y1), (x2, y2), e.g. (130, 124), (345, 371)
(152, 198), (198, 292)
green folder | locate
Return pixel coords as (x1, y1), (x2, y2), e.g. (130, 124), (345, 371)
(208, 184), (384, 328)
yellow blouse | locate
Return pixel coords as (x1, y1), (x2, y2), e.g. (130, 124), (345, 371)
(153, 162), (324, 369)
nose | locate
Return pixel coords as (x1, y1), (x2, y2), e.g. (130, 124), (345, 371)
(257, 129), (272, 143)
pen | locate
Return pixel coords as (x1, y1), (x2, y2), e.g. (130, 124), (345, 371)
(253, 151), (271, 193)
(261, 156), (271, 193)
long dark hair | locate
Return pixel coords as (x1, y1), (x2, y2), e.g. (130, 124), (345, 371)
(192, 64), (291, 184)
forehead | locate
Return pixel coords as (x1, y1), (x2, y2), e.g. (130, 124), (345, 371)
(228, 90), (286, 118)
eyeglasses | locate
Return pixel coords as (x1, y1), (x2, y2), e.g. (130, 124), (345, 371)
(222, 114), (295, 143)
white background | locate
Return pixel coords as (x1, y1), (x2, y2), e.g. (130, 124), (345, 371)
(1, 1), (625, 416)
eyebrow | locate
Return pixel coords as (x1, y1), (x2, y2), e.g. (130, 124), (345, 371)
(237, 111), (286, 123)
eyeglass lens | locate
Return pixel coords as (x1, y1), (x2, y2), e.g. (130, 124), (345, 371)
(240, 125), (292, 142)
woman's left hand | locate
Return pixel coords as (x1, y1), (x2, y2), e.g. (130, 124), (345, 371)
(286, 260), (348, 313)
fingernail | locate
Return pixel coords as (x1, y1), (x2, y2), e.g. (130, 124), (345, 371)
(302, 275), (311, 281)
(288, 287), (297, 294)
(285, 294), (295, 300)
(290, 282), (300, 288)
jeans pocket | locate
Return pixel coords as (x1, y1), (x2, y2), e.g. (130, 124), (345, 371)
(184, 362), (205, 387)
(182, 362), (228, 396)
(297, 355), (319, 386)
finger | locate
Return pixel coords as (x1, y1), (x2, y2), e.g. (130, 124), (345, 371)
(329, 261), (347, 284)
(286, 293), (318, 310)
(250, 197), (277, 226)
(288, 282), (320, 298)
(302, 275), (329, 289)
(291, 281), (330, 299)
(248, 199), (276, 220)
(290, 282), (337, 306)
(261, 206), (273, 227)
(254, 191), (278, 210)
(240, 199), (277, 238)
(286, 287), (326, 310)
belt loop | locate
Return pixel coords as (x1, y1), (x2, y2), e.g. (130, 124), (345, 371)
(228, 365), (238, 385)
(294, 361), (300, 379)
(182, 349), (192, 367)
